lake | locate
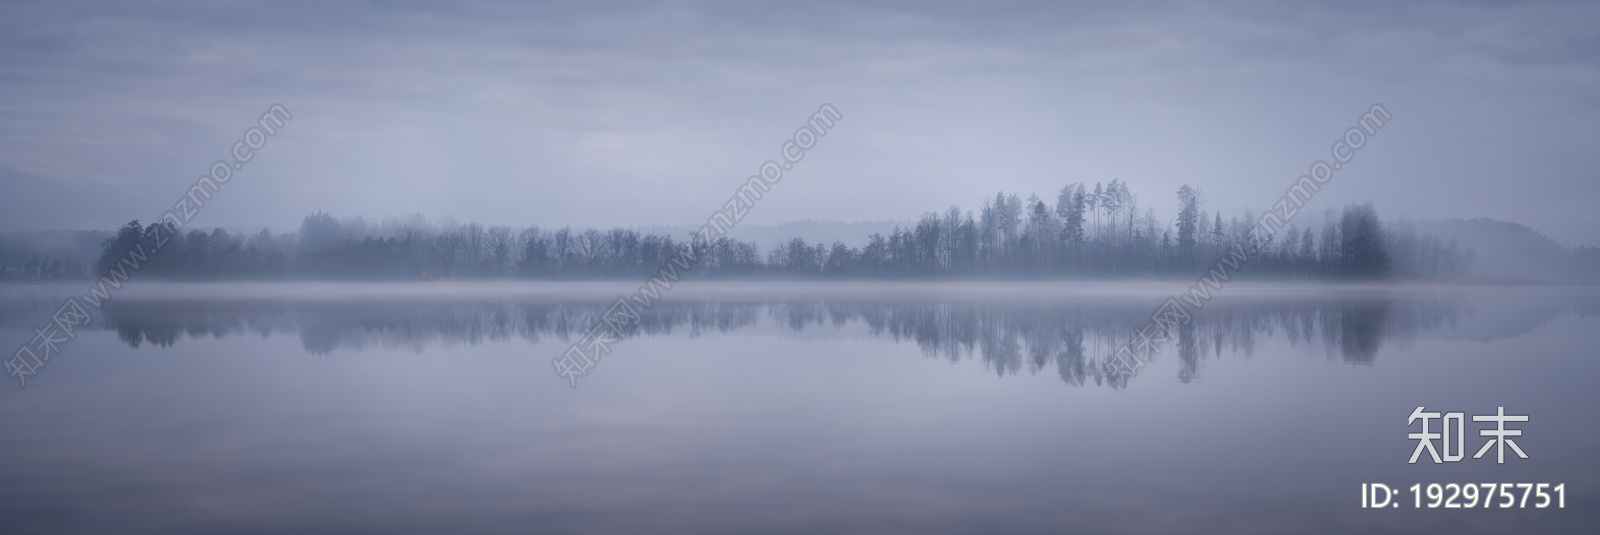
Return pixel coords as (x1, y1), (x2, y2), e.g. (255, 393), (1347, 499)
(1, 281), (1596, 534)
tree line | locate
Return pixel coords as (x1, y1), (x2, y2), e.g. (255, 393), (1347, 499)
(89, 182), (1474, 281)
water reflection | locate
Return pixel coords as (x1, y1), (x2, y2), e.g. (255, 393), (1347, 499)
(40, 285), (1592, 388)
(2, 284), (1598, 534)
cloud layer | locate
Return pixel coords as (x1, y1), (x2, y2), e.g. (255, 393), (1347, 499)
(1, 0), (1597, 245)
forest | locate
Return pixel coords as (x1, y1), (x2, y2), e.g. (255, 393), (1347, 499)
(59, 181), (1479, 282)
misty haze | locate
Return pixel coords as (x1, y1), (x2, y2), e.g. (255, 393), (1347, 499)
(2, 2), (1598, 534)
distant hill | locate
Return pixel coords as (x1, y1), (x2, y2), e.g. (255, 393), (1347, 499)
(0, 230), (110, 267)
(1412, 218), (1599, 281)
(0, 229), (111, 279)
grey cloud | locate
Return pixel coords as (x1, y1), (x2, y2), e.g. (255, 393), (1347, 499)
(0, 0), (1596, 245)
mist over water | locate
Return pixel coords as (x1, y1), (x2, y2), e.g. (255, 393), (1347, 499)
(2, 281), (1596, 533)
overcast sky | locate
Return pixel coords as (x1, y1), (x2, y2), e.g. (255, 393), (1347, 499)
(1, 0), (1596, 245)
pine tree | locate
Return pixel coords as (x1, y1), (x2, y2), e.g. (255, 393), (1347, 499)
(1176, 185), (1199, 262)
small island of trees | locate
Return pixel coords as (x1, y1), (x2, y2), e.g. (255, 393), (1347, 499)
(88, 182), (1473, 281)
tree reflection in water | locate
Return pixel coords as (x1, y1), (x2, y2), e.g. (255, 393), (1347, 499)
(55, 285), (1596, 389)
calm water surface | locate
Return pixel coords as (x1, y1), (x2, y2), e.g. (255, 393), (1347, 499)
(1, 281), (1596, 534)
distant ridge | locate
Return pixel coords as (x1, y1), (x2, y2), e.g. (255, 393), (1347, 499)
(0, 229), (111, 267)
(1412, 218), (1598, 281)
